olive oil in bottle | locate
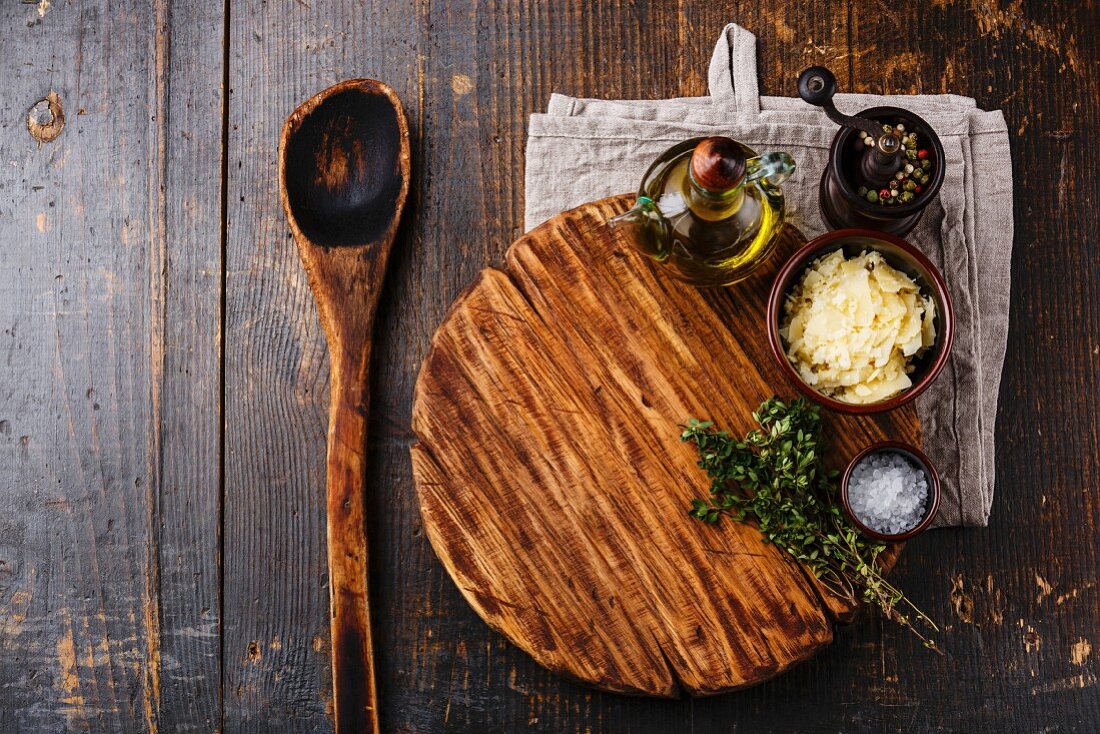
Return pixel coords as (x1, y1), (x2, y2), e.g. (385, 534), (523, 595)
(611, 137), (793, 287)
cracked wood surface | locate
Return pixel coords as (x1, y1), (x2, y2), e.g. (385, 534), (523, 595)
(0, 0), (1098, 731)
(411, 196), (918, 697)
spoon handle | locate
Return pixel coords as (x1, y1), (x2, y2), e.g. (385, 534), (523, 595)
(325, 346), (380, 734)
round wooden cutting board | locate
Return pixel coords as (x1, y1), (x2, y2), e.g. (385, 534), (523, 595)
(410, 196), (920, 697)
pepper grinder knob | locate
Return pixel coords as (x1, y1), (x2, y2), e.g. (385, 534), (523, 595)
(798, 66), (837, 107)
(798, 66), (882, 141)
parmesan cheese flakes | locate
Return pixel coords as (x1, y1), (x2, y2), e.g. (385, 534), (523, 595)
(780, 250), (937, 404)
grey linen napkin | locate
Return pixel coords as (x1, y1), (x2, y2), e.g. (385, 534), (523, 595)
(524, 24), (1012, 526)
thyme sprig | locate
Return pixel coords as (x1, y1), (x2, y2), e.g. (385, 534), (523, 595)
(684, 397), (939, 649)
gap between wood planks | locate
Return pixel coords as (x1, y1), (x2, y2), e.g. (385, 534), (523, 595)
(216, 0), (232, 729)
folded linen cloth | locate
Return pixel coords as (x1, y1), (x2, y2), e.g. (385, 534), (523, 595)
(524, 24), (1012, 526)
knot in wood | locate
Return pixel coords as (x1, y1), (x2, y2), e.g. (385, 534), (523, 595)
(27, 91), (64, 144)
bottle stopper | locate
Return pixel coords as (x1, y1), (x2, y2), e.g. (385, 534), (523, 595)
(689, 136), (746, 193)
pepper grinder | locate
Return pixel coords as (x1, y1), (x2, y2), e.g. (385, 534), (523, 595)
(798, 66), (945, 237)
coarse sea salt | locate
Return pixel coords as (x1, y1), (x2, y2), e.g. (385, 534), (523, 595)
(847, 451), (929, 535)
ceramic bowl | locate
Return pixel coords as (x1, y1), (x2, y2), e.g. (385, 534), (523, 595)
(840, 441), (941, 542)
(766, 228), (954, 414)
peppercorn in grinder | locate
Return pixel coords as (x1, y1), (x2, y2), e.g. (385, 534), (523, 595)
(798, 66), (945, 237)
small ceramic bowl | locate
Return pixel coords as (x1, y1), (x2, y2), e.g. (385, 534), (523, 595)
(840, 441), (940, 542)
(766, 228), (954, 414)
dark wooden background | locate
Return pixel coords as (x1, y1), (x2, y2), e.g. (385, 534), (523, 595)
(1, 0), (1097, 731)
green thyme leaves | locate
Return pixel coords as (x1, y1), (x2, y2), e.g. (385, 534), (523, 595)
(683, 397), (939, 650)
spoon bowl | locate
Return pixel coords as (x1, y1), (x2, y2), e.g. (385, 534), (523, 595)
(279, 78), (410, 734)
(283, 84), (406, 247)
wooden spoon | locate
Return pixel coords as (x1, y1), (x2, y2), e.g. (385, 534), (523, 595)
(278, 78), (410, 734)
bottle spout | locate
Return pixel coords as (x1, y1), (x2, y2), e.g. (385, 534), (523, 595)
(608, 196), (671, 261)
(745, 152), (796, 188)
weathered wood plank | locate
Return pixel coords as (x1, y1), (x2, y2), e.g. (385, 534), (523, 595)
(376, 2), (702, 729)
(0, 1), (165, 730)
(221, 2), (418, 731)
(156, 0), (226, 730)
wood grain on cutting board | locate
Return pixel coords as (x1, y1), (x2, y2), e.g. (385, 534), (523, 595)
(411, 196), (917, 696)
